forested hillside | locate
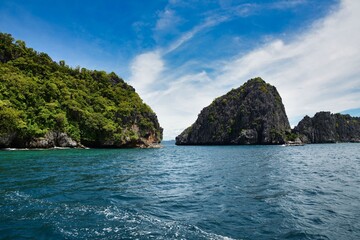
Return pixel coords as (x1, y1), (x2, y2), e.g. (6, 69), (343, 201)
(0, 33), (162, 148)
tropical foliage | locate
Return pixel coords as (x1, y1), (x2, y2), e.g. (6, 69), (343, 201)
(0, 33), (162, 147)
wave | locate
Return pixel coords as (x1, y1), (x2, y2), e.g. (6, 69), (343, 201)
(2, 190), (238, 240)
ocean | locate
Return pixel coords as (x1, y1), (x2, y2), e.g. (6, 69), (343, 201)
(0, 142), (359, 239)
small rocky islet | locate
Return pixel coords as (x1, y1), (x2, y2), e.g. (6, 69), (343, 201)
(294, 112), (360, 143)
(176, 77), (291, 145)
(176, 77), (360, 145)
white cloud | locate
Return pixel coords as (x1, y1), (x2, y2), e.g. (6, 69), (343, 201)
(141, 71), (216, 140)
(129, 51), (164, 96)
(130, 0), (360, 140)
(155, 9), (181, 32)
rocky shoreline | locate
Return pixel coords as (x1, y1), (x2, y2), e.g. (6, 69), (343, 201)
(0, 130), (163, 149)
(1, 144), (163, 151)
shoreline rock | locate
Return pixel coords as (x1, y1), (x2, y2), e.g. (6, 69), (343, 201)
(0, 128), (163, 149)
(1, 144), (163, 151)
(28, 131), (78, 148)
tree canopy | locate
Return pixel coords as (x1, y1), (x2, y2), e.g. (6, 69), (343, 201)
(0, 33), (162, 147)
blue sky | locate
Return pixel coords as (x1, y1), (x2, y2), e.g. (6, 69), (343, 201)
(1, 0), (359, 139)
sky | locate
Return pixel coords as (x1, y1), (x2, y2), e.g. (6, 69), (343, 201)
(0, 0), (359, 140)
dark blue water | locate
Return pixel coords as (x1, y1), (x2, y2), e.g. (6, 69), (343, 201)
(1, 142), (360, 240)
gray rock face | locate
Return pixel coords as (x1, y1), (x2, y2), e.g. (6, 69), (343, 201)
(294, 112), (360, 143)
(0, 131), (81, 149)
(0, 132), (16, 147)
(28, 131), (79, 148)
(176, 77), (291, 145)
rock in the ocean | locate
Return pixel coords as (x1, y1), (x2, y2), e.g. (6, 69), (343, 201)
(294, 111), (360, 143)
(27, 131), (79, 148)
(176, 77), (291, 145)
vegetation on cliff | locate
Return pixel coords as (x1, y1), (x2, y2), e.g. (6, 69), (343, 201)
(0, 33), (162, 148)
(176, 77), (291, 145)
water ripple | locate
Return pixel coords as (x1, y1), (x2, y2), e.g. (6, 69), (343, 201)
(1, 143), (360, 239)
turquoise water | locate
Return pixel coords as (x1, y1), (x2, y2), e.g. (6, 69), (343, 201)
(1, 142), (360, 239)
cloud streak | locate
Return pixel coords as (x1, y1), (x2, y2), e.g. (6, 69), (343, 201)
(164, 14), (230, 54)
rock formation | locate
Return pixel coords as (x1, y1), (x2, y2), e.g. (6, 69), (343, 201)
(176, 77), (291, 145)
(294, 112), (360, 143)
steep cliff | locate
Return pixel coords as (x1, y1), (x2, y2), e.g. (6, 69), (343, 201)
(176, 78), (291, 145)
(294, 112), (360, 143)
(0, 33), (162, 148)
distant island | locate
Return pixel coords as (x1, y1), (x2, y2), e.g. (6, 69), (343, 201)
(294, 112), (360, 143)
(176, 78), (291, 145)
(176, 78), (360, 145)
(0, 33), (162, 148)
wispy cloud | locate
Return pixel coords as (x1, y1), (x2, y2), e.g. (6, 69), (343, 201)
(269, 0), (307, 10)
(164, 14), (230, 54)
(155, 8), (182, 32)
(129, 0), (237, 94)
(129, 51), (164, 96)
(157, 1), (259, 54)
(152, 0), (310, 56)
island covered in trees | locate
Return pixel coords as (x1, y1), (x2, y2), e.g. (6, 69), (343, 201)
(0, 33), (162, 148)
